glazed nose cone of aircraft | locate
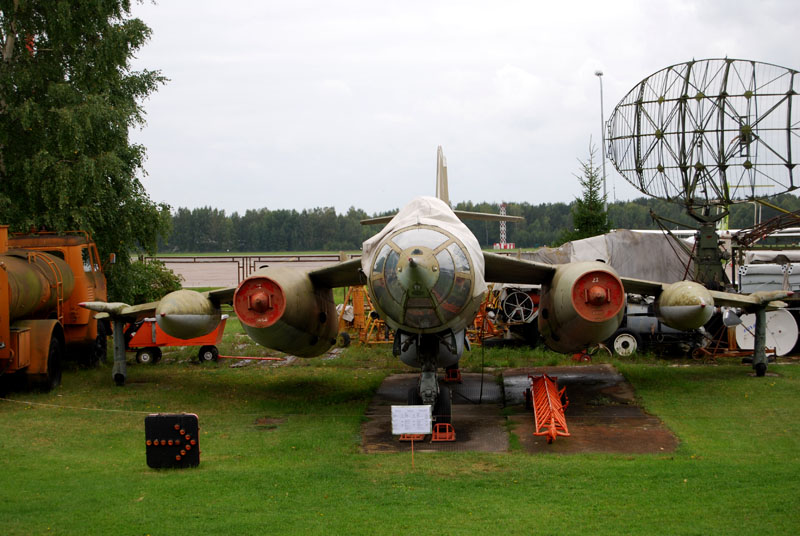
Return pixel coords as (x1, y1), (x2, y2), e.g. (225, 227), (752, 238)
(366, 225), (481, 334)
(397, 251), (438, 293)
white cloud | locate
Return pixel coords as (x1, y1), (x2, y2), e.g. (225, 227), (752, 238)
(319, 79), (353, 97)
(130, 0), (800, 214)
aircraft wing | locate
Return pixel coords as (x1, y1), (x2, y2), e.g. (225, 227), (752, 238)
(362, 211), (525, 226)
(308, 258), (364, 287)
(620, 276), (790, 311)
(483, 252), (555, 284)
(81, 286), (238, 321)
(80, 300), (162, 321)
(482, 253), (790, 310)
(207, 287), (236, 305)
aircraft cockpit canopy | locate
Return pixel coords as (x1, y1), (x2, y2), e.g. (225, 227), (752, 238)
(368, 226), (475, 332)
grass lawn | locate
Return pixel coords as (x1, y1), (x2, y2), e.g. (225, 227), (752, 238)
(1, 322), (799, 535)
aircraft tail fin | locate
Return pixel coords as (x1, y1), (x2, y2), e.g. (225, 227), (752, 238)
(435, 145), (450, 204)
(360, 146), (525, 225)
(437, 146), (525, 223)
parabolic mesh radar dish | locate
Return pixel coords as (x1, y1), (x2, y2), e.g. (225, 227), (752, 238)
(607, 58), (800, 210)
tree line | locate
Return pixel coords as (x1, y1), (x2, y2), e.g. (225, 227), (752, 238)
(159, 193), (800, 253)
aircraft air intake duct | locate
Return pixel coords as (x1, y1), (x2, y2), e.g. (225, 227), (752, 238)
(233, 265), (338, 357)
(654, 281), (714, 331)
(2, 250), (76, 321)
(538, 261), (625, 353)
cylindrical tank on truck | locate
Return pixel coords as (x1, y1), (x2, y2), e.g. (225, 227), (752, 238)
(0, 225), (110, 390)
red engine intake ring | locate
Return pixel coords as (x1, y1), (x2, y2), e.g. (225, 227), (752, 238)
(234, 276), (286, 328)
(571, 270), (624, 322)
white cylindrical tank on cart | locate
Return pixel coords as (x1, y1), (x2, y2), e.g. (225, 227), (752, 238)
(734, 309), (799, 356)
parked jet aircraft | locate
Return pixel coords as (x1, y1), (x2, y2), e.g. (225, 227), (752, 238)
(83, 147), (789, 422)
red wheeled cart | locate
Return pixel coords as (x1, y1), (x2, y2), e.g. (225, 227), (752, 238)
(126, 315), (228, 364)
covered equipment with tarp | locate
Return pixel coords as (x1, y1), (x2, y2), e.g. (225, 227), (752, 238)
(523, 230), (693, 284)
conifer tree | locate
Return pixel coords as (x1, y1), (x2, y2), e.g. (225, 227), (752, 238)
(561, 145), (611, 243)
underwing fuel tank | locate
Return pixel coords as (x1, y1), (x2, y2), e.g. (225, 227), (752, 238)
(538, 261), (625, 353)
(233, 265), (338, 357)
(655, 281), (714, 330)
(156, 289), (222, 339)
(2, 250), (76, 320)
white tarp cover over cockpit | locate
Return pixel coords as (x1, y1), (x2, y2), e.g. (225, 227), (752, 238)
(361, 196), (488, 298)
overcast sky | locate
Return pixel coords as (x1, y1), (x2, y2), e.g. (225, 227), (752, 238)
(129, 0), (800, 215)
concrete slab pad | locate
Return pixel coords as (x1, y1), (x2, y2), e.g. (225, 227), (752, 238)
(361, 373), (508, 453)
(361, 365), (679, 455)
(503, 365), (679, 454)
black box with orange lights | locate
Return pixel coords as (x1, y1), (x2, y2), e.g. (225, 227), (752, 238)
(144, 414), (200, 468)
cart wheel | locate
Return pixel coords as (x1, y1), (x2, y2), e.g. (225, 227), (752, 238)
(136, 347), (162, 365)
(336, 332), (351, 348)
(611, 330), (641, 357)
(198, 345), (219, 363)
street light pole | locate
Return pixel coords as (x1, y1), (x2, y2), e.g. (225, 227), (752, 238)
(594, 70), (608, 213)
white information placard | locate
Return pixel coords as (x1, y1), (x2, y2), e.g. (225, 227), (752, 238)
(391, 405), (432, 435)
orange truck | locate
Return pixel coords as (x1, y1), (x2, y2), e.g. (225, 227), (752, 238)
(0, 225), (109, 391)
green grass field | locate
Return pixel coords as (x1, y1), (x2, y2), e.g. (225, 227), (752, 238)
(1, 324), (799, 535)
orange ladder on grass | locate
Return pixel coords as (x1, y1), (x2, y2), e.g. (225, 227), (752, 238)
(526, 374), (570, 444)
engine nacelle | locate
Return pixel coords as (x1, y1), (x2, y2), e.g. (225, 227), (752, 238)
(538, 261), (625, 353)
(655, 281), (714, 330)
(233, 265), (338, 357)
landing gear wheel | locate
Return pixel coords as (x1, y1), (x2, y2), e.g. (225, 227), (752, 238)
(136, 347), (162, 365)
(755, 362), (767, 377)
(433, 385), (452, 424)
(611, 330), (641, 357)
(37, 335), (63, 392)
(336, 332), (351, 348)
(198, 345), (219, 362)
(407, 387), (423, 405)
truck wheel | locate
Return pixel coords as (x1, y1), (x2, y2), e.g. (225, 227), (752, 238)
(38, 336), (63, 392)
(136, 347), (162, 365)
(198, 345), (219, 363)
(89, 321), (108, 366)
(611, 330), (641, 357)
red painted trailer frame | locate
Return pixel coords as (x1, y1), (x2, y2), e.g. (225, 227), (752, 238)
(127, 315), (228, 364)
